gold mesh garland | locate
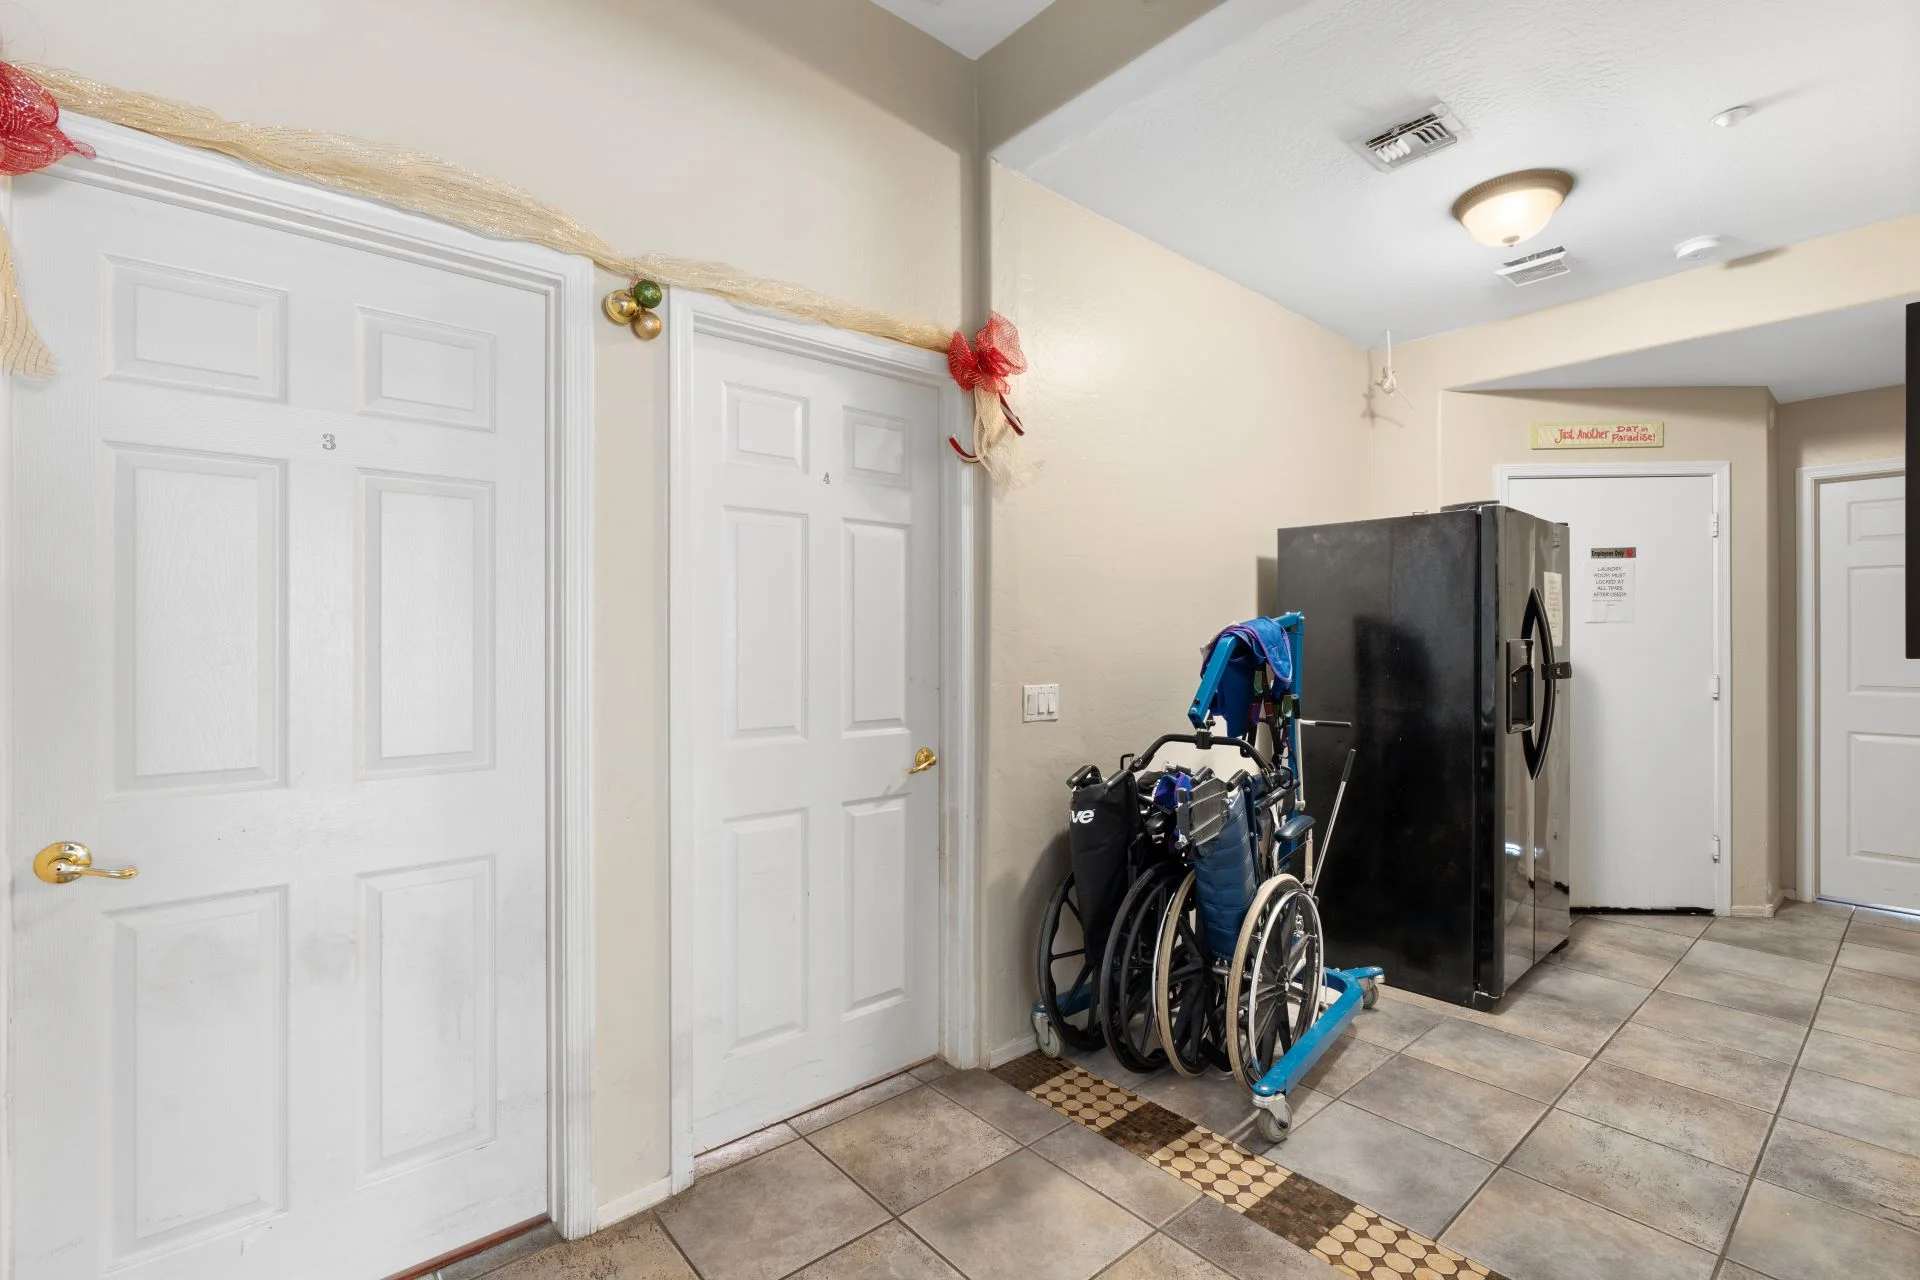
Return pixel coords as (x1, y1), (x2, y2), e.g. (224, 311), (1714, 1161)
(9, 64), (953, 378)
(0, 226), (55, 378)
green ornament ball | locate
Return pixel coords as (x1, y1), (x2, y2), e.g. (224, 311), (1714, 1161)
(633, 279), (664, 310)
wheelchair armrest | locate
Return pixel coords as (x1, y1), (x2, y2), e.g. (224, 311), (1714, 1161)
(1277, 812), (1315, 844)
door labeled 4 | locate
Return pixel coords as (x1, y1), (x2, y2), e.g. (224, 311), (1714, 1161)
(7, 165), (550, 1277)
(1818, 473), (1918, 910)
(1505, 473), (1722, 911)
(684, 322), (942, 1152)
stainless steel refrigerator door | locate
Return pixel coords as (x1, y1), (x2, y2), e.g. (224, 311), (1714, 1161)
(1536, 523), (1573, 962)
(1489, 508), (1572, 996)
(1493, 509), (1536, 996)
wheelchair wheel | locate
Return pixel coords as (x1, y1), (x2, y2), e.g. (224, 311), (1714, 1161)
(1035, 870), (1105, 1053)
(1226, 877), (1323, 1092)
(1098, 861), (1180, 1074)
(1153, 871), (1230, 1077)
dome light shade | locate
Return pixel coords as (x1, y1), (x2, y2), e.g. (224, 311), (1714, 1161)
(1451, 169), (1575, 248)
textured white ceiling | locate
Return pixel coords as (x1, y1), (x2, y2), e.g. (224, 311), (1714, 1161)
(1469, 296), (1915, 403)
(867, 0), (1056, 58)
(1000, 0), (1920, 343)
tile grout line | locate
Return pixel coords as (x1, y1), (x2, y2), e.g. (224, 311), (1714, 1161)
(1411, 912), (1841, 1252)
(1348, 999), (1775, 1178)
(666, 1066), (925, 1280)
(1705, 905), (1851, 1280)
(790, 1073), (1163, 1280)
(1417, 907), (1920, 1273)
(651, 1209), (707, 1280)
(1426, 935), (1664, 1244)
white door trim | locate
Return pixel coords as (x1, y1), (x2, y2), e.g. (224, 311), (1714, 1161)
(1794, 457), (1906, 903)
(0, 115), (599, 1263)
(1497, 461), (1734, 916)
(666, 289), (979, 1192)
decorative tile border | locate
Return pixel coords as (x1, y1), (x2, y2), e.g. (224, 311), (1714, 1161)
(994, 1055), (1500, 1280)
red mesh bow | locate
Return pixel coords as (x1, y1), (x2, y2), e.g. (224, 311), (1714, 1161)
(946, 313), (1026, 461)
(947, 313), (1026, 397)
(0, 62), (93, 175)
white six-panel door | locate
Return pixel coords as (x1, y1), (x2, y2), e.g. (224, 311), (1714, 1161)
(8, 168), (549, 1277)
(685, 323), (942, 1152)
(1817, 473), (1917, 910)
(1505, 473), (1722, 910)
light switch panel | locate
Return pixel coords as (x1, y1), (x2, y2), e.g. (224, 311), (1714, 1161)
(1023, 683), (1059, 723)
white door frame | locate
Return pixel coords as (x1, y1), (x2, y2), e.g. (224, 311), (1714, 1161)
(665, 289), (980, 1192)
(1497, 461), (1734, 916)
(1795, 457), (1906, 903)
(0, 116), (600, 1266)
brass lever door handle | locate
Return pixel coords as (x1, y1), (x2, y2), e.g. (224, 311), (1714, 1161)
(907, 747), (938, 775)
(33, 842), (138, 885)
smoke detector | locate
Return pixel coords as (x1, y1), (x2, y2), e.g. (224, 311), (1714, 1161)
(1354, 103), (1466, 171)
(1495, 246), (1571, 286)
(1674, 235), (1724, 262)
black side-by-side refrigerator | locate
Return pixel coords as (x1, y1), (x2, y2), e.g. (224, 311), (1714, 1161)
(1276, 505), (1572, 1008)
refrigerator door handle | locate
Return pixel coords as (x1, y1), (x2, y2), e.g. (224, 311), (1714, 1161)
(1504, 638), (1536, 733)
(1520, 588), (1560, 779)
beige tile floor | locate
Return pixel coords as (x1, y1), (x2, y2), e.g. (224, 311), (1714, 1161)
(454, 902), (1920, 1280)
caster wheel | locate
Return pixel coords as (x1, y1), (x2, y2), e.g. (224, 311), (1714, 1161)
(1255, 1100), (1293, 1145)
(1034, 1009), (1063, 1058)
(1362, 978), (1380, 1010)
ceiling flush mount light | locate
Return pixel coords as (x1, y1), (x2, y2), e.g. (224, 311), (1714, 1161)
(1711, 105), (1755, 128)
(1451, 169), (1575, 248)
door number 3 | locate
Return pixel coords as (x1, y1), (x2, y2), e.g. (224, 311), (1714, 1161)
(321, 433), (337, 451)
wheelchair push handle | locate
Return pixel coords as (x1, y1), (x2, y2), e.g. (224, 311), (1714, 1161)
(1128, 731), (1271, 776)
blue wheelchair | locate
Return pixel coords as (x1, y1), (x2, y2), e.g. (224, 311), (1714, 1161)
(1037, 614), (1380, 1143)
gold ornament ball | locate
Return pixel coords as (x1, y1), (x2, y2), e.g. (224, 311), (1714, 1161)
(603, 289), (642, 324)
(631, 310), (664, 341)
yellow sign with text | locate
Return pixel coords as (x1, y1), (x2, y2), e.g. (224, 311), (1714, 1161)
(1530, 421), (1665, 450)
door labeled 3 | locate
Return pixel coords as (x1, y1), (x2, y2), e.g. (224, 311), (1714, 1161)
(685, 323), (942, 1151)
(8, 166), (549, 1277)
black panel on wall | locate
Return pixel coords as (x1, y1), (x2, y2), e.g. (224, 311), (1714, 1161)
(1909, 302), (1917, 658)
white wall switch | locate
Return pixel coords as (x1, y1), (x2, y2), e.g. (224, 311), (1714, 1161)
(1023, 683), (1060, 723)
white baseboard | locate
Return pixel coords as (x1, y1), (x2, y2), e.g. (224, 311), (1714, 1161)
(596, 1175), (672, 1231)
(1730, 889), (1786, 919)
(988, 1034), (1036, 1068)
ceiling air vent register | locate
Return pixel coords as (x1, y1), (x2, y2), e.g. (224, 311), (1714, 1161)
(1355, 104), (1466, 171)
(1496, 247), (1570, 286)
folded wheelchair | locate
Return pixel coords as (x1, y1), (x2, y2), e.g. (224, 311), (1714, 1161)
(1032, 613), (1382, 1142)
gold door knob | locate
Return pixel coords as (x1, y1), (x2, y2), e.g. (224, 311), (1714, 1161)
(907, 747), (938, 775)
(33, 842), (138, 885)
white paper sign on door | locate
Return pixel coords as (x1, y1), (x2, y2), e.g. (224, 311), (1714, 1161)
(1587, 547), (1636, 622)
(1543, 571), (1565, 646)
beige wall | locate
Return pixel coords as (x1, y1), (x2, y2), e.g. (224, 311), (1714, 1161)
(22, 0), (976, 1212)
(980, 167), (1372, 1059)
(1774, 385), (1906, 896)
(1432, 389), (1780, 908)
